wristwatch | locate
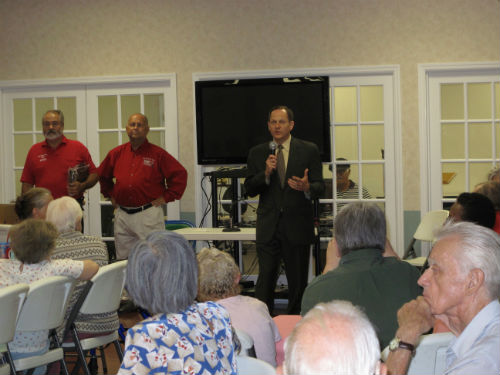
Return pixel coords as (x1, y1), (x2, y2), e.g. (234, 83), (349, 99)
(389, 337), (416, 356)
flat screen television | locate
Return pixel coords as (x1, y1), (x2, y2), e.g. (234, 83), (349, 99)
(195, 76), (331, 165)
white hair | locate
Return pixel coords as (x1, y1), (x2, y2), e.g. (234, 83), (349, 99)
(284, 300), (380, 375)
(435, 221), (500, 300)
(46, 196), (82, 233)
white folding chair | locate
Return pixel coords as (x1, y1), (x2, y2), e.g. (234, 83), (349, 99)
(235, 355), (276, 375)
(13, 276), (75, 375)
(0, 283), (29, 375)
(407, 332), (454, 375)
(63, 260), (127, 375)
(403, 210), (449, 262)
(234, 327), (256, 358)
(381, 332), (454, 375)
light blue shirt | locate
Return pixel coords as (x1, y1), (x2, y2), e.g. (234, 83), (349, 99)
(445, 300), (500, 375)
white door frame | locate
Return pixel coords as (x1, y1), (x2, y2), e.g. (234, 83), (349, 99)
(418, 62), (500, 213)
(193, 65), (404, 252)
(0, 74), (178, 238)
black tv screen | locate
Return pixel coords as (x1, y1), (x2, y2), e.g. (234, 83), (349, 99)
(195, 76), (331, 165)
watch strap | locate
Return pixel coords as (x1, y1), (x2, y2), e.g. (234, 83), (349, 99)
(397, 340), (416, 355)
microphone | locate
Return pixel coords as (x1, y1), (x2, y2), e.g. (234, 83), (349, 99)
(269, 141), (277, 155)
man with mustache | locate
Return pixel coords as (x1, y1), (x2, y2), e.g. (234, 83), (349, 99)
(21, 109), (98, 204)
(386, 221), (500, 375)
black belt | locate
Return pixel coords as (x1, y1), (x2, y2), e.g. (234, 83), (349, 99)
(120, 203), (153, 214)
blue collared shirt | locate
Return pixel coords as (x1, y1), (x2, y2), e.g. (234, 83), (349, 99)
(445, 300), (500, 375)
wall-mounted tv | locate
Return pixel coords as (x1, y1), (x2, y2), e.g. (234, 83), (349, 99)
(195, 76), (331, 165)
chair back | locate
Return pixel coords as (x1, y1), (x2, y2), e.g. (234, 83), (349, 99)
(165, 220), (195, 231)
(272, 315), (302, 366)
(79, 260), (127, 315)
(414, 210), (449, 242)
(16, 276), (74, 332)
(234, 328), (256, 357)
(407, 332), (454, 375)
(235, 355), (276, 375)
(381, 332), (453, 375)
(0, 283), (29, 344)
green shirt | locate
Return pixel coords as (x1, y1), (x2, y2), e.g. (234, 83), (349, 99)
(301, 248), (422, 348)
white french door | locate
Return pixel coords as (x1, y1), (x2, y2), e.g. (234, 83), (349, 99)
(422, 64), (500, 213)
(1, 75), (179, 246)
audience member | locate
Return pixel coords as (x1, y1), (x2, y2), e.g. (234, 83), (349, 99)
(488, 166), (500, 183)
(119, 231), (237, 375)
(448, 192), (495, 229)
(46, 196), (118, 340)
(14, 187), (53, 220)
(335, 158), (372, 209)
(197, 247), (281, 366)
(301, 202), (421, 348)
(284, 300), (386, 375)
(0, 219), (98, 375)
(386, 221), (500, 375)
(474, 181), (500, 234)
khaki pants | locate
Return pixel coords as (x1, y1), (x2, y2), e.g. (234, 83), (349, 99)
(114, 205), (165, 260)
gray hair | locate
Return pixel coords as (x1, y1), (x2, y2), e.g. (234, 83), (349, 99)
(9, 219), (58, 264)
(126, 231), (198, 314)
(284, 300), (381, 375)
(14, 187), (52, 220)
(334, 202), (386, 255)
(488, 167), (500, 182)
(197, 247), (240, 301)
(46, 196), (82, 233)
(435, 221), (500, 300)
(42, 109), (64, 125)
(474, 181), (500, 210)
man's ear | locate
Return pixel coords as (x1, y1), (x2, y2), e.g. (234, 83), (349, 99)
(333, 238), (341, 257)
(234, 272), (241, 286)
(466, 268), (485, 296)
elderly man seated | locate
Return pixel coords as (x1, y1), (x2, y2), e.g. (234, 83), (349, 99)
(386, 221), (500, 375)
(197, 247), (280, 366)
(283, 300), (386, 375)
(301, 202), (421, 348)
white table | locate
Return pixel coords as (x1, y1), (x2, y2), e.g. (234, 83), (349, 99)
(173, 227), (256, 241)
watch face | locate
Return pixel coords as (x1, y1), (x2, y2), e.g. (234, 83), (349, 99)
(389, 338), (399, 351)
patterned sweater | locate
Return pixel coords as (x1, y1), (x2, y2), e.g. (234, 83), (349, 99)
(51, 230), (119, 338)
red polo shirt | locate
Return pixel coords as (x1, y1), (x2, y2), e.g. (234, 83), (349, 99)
(20, 136), (97, 199)
(98, 140), (187, 207)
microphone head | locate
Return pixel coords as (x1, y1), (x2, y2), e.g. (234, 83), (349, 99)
(269, 141), (277, 154)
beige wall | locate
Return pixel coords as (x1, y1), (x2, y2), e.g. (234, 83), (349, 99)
(1, 0), (499, 212)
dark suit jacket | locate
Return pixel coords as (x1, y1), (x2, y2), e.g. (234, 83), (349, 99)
(244, 137), (324, 245)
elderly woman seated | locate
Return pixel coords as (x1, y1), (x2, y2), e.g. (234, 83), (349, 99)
(14, 187), (53, 220)
(197, 247), (281, 367)
(119, 231), (237, 375)
(45, 196), (118, 340)
(0, 219), (98, 374)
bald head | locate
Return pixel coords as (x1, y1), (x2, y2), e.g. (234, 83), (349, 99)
(284, 301), (383, 375)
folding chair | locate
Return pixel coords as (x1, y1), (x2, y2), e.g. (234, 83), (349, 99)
(403, 210), (449, 261)
(0, 283), (29, 375)
(63, 260), (127, 375)
(235, 355), (276, 375)
(12, 276), (75, 375)
(234, 328), (256, 358)
(382, 332), (454, 375)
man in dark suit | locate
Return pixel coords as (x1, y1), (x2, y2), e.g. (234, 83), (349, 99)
(244, 105), (324, 314)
